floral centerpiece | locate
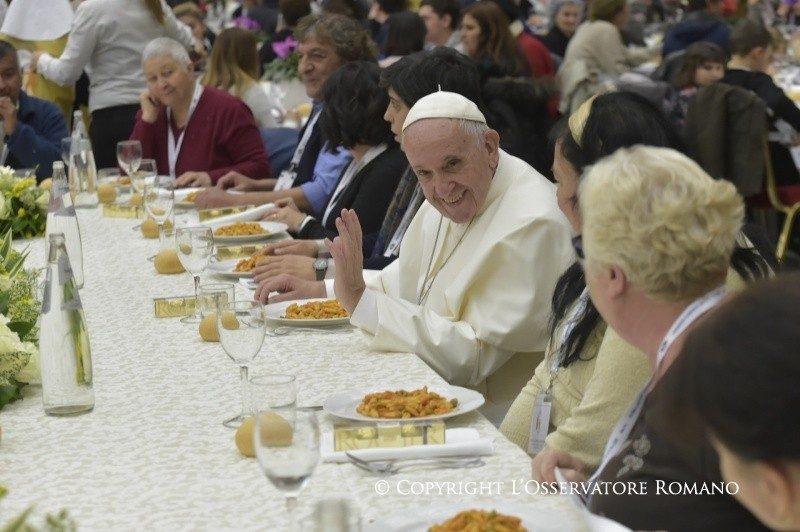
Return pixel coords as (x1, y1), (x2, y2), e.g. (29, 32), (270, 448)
(0, 167), (49, 240)
(0, 230), (41, 411)
(261, 36), (299, 83)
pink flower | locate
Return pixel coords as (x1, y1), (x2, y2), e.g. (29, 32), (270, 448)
(272, 36), (298, 59)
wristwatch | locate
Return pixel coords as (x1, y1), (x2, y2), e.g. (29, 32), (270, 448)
(313, 258), (328, 281)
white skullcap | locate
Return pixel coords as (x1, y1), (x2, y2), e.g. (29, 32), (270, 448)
(402, 91), (486, 132)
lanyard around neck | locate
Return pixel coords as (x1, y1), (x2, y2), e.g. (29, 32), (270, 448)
(585, 284), (727, 497)
(167, 82), (204, 179)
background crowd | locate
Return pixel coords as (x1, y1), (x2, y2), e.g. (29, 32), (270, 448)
(4, 0), (800, 529)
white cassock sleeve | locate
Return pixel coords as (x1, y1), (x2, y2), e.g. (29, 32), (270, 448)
(349, 219), (568, 387)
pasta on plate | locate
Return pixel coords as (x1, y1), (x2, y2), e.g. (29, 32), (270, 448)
(428, 510), (526, 532)
(356, 386), (457, 419)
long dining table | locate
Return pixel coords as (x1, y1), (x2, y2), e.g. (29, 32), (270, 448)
(0, 207), (591, 530)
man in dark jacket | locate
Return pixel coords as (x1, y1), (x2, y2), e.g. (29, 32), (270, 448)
(0, 41), (67, 182)
(662, 0), (731, 57)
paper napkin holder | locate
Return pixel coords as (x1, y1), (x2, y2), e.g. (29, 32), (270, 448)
(333, 421), (446, 452)
(198, 205), (257, 222)
(102, 204), (144, 219)
(153, 295), (197, 318)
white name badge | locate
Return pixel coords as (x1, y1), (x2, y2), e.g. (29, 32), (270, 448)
(274, 168), (296, 191)
(528, 393), (552, 455)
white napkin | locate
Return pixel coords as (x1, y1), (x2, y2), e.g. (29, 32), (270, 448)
(200, 203), (275, 226)
(322, 427), (494, 463)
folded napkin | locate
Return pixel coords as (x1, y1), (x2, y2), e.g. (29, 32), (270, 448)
(201, 203), (275, 226)
(322, 427), (494, 463)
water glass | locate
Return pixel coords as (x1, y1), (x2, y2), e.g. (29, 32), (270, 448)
(117, 140), (142, 178)
(175, 226), (214, 324)
(198, 282), (235, 318)
(70, 139), (98, 208)
(144, 175), (175, 243)
(217, 300), (267, 427)
(131, 158), (157, 195)
(251, 376), (318, 532)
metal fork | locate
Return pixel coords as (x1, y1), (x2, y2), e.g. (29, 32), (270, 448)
(267, 327), (353, 336)
(345, 452), (485, 475)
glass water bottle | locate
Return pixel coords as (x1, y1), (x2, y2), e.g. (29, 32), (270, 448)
(39, 233), (94, 415)
(45, 161), (84, 288)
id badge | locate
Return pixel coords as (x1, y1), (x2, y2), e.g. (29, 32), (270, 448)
(527, 393), (552, 455)
(274, 169), (296, 191)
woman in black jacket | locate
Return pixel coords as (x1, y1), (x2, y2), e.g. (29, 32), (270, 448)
(264, 61), (406, 241)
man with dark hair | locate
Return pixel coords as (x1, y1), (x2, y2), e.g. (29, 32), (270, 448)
(0, 40), (67, 182)
(196, 13), (377, 213)
(419, 0), (461, 49)
(724, 20), (800, 184)
(662, 0), (731, 57)
(368, 0), (408, 52)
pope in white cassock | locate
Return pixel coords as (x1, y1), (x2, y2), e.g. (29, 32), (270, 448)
(258, 92), (574, 423)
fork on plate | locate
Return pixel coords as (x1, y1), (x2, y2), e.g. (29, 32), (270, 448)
(345, 452), (485, 475)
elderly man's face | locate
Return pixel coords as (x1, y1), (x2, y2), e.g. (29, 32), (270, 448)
(0, 53), (22, 104)
(404, 119), (499, 223)
(298, 37), (343, 100)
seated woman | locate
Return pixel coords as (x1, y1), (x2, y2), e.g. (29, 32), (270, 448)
(202, 28), (277, 129)
(460, 1), (529, 81)
(499, 92), (770, 476)
(261, 61), (406, 241)
(579, 146), (769, 530)
(668, 41), (726, 127)
(654, 274), (800, 531)
(130, 37), (271, 187)
(537, 0), (582, 60)
(379, 11), (427, 68)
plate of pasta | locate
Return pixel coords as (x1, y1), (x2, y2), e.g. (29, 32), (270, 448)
(174, 187), (205, 208)
(265, 298), (351, 326)
(206, 258), (257, 279)
(363, 503), (630, 531)
(208, 220), (288, 244)
(323, 384), (484, 422)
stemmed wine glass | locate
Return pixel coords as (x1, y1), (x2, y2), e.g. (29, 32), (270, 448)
(175, 226), (214, 324)
(217, 301), (267, 427)
(117, 140), (142, 181)
(251, 376), (319, 532)
(143, 175), (175, 244)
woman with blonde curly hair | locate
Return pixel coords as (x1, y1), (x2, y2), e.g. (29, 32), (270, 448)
(564, 146), (769, 530)
(203, 28), (277, 128)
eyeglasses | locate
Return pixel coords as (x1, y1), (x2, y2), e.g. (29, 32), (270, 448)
(571, 234), (584, 262)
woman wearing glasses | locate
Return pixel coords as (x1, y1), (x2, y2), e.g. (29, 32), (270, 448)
(499, 92), (770, 486)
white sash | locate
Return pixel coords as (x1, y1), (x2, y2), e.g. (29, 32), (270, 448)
(166, 82), (204, 179)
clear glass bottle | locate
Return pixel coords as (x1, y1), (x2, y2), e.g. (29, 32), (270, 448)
(45, 161), (84, 288)
(40, 234), (94, 415)
(68, 138), (98, 209)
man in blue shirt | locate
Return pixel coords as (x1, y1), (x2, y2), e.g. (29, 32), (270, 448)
(0, 41), (68, 182)
(193, 13), (378, 217)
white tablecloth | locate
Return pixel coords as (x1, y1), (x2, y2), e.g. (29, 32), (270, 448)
(0, 209), (588, 530)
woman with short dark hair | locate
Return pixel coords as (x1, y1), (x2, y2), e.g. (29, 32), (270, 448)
(262, 61), (406, 240)
(379, 12), (427, 67)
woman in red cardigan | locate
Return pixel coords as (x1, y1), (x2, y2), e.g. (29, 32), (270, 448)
(130, 37), (271, 187)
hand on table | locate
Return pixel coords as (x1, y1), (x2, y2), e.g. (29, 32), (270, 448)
(254, 273), (326, 304)
(175, 171), (211, 188)
(194, 187), (241, 209)
(262, 203), (306, 232)
(216, 171), (268, 191)
(253, 255), (317, 283)
(532, 447), (587, 484)
(260, 239), (319, 258)
(0, 97), (18, 136)
(325, 209), (365, 314)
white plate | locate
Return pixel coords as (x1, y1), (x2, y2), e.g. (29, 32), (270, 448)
(210, 220), (288, 244)
(206, 258), (253, 279)
(174, 187), (204, 208)
(364, 503), (630, 532)
(98, 175), (131, 193)
(323, 384), (485, 422)
(265, 298), (350, 327)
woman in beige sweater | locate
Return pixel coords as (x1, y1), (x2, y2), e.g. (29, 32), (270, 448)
(499, 91), (770, 477)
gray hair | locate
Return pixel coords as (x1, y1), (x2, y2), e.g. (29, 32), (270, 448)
(401, 118), (490, 150)
(142, 37), (191, 66)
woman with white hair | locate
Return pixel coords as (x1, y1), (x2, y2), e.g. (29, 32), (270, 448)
(129, 38), (271, 188)
(538, 0), (583, 59)
(28, 0), (199, 168)
(576, 146), (769, 530)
